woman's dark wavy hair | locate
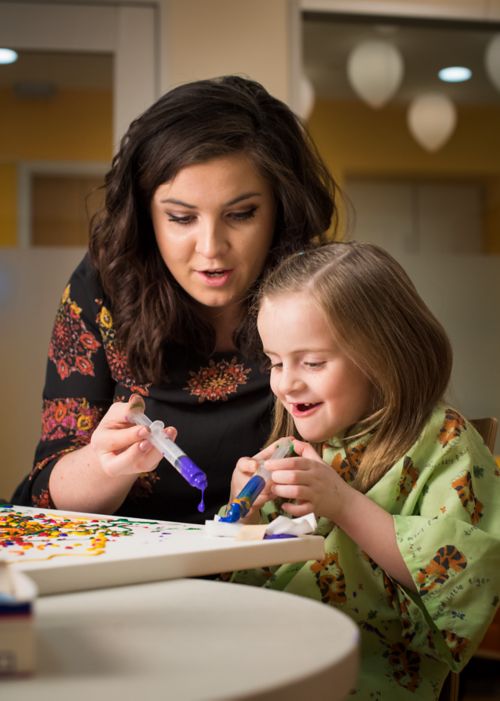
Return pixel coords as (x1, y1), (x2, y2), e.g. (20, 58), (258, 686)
(89, 75), (338, 383)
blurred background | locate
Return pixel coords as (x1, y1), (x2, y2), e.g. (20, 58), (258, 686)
(1, 0), (499, 503)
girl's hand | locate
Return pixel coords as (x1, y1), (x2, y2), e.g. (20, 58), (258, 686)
(228, 439), (294, 521)
(265, 439), (349, 521)
(89, 394), (177, 478)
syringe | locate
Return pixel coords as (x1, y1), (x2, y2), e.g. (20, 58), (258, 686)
(219, 441), (294, 523)
(130, 411), (208, 512)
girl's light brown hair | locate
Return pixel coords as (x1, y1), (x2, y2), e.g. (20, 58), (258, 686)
(259, 241), (452, 492)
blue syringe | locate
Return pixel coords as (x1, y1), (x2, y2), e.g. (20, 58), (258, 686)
(219, 441), (294, 523)
(130, 411), (208, 512)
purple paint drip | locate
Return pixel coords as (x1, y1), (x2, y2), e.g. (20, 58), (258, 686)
(176, 455), (207, 512)
(129, 411), (208, 512)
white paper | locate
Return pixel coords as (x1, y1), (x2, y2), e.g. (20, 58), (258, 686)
(265, 512), (317, 536)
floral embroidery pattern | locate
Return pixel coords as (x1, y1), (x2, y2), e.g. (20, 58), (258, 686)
(95, 300), (150, 396)
(32, 489), (54, 509)
(184, 357), (251, 402)
(41, 398), (104, 442)
(129, 471), (161, 499)
(49, 285), (101, 380)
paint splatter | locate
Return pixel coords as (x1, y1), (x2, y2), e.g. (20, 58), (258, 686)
(0, 505), (202, 562)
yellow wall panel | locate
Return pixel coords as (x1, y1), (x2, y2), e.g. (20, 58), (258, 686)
(0, 88), (112, 162)
(0, 163), (17, 246)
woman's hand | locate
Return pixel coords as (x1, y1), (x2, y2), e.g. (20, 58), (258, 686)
(265, 439), (349, 521)
(89, 394), (177, 478)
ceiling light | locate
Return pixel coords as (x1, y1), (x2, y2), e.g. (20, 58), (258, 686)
(0, 48), (18, 65)
(438, 66), (472, 83)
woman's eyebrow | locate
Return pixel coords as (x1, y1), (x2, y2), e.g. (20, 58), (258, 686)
(159, 192), (262, 207)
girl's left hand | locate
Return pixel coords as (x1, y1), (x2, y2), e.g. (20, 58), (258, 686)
(265, 439), (349, 521)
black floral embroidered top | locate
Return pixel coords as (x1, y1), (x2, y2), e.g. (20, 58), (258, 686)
(12, 255), (273, 524)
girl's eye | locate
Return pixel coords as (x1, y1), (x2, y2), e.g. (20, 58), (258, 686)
(228, 206), (257, 222)
(167, 213), (195, 225)
(304, 361), (326, 369)
(264, 357), (281, 370)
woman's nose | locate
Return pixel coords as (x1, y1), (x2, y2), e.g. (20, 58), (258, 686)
(195, 219), (228, 258)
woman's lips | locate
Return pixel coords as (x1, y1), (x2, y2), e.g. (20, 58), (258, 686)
(197, 269), (233, 287)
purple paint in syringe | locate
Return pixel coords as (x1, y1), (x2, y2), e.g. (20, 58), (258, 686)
(130, 412), (208, 512)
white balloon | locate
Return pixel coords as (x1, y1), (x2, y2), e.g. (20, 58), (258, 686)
(347, 40), (404, 108)
(407, 93), (457, 152)
(485, 34), (500, 92)
(298, 75), (315, 121)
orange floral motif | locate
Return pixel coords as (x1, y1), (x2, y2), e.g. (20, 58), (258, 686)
(41, 398), (104, 442)
(32, 489), (54, 509)
(95, 299), (150, 396)
(184, 357), (251, 402)
(49, 284), (101, 380)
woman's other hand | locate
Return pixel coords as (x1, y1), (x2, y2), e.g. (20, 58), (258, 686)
(90, 394), (177, 478)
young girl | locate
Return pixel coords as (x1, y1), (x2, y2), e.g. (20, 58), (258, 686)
(227, 241), (500, 700)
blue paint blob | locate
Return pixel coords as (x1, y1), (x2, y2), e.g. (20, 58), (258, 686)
(176, 455), (208, 512)
(219, 474), (266, 523)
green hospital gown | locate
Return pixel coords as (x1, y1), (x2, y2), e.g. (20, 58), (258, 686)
(229, 405), (500, 700)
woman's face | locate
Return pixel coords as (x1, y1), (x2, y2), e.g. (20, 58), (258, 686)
(151, 153), (275, 315)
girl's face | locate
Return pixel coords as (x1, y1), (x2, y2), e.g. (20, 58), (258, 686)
(257, 291), (373, 442)
(151, 153), (275, 316)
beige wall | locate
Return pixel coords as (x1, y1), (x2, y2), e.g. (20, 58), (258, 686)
(161, 0), (294, 102)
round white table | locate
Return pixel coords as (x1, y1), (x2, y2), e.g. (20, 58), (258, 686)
(3, 578), (359, 700)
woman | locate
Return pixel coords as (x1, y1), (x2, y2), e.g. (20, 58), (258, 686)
(12, 75), (338, 523)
